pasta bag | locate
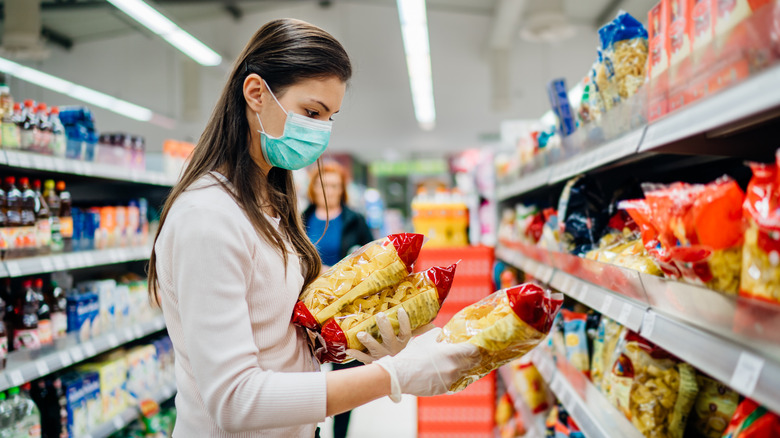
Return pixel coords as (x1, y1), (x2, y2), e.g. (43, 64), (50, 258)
(440, 283), (563, 392)
(599, 11), (649, 101)
(317, 264), (457, 363)
(293, 233), (425, 329)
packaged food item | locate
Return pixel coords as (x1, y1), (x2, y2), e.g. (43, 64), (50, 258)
(594, 48), (622, 112)
(562, 310), (590, 378)
(688, 375), (739, 438)
(667, 0), (692, 66)
(440, 283), (563, 392)
(741, 158), (780, 303)
(317, 264), (456, 363)
(558, 176), (609, 255)
(599, 12), (649, 102)
(689, 0), (715, 52)
(546, 78), (576, 137)
(587, 60), (607, 122)
(713, 0), (772, 35)
(293, 233), (425, 329)
(722, 398), (780, 438)
(648, 0), (669, 79)
(511, 361), (549, 414)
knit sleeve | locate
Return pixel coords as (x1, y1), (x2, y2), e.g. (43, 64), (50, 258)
(165, 206), (327, 432)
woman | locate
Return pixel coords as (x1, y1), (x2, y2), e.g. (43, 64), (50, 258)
(148, 19), (479, 437)
(303, 162), (373, 438)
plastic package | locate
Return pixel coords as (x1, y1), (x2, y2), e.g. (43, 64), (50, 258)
(599, 12), (649, 101)
(511, 361), (549, 414)
(689, 375), (739, 438)
(558, 176), (609, 255)
(722, 398), (780, 438)
(741, 156), (780, 303)
(293, 233), (425, 330)
(585, 211), (663, 276)
(562, 310), (590, 378)
(440, 283), (563, 392)
(317, 264), (456, 363)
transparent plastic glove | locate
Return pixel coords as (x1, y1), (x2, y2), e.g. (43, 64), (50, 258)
(346, 308), (413, 364)
(374, 327), (481, 403)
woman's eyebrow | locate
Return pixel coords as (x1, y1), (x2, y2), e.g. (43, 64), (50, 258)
(310, 99), (338, 114)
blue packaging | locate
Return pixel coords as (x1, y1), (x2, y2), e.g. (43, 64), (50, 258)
(79, 371), (101, 428)
(61, 373), (87, 437)
(67, 292), (99, 341)
(71, 207), (83, 252)
(546, 78), (576, 137)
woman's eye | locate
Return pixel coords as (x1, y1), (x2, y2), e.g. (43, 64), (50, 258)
(306, 109), (319, 118)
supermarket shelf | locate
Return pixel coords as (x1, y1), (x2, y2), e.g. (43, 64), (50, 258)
(497, 241), (780, 414)
(496, 168), (551, 201)
(0, 314), (167, 392)
(497, 366), (546, 438)
(3, 246), (152, 278)
(641, 64), (780, 151)
(547, 128), (645, 185)
(86, 381), (177, 438)
(1, 150), (175, 187)
(529, 347), (643, 438)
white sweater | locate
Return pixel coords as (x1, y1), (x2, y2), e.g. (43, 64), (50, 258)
(154, 172), (326, 437)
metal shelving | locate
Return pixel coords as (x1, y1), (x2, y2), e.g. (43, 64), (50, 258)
(3, 246), (151, 278)
(0, 315), (166, 392)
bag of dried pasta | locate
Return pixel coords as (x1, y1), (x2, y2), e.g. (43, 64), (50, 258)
(598, 11), (649, 101)
(292, 233), (425, 330)
(439, 283), (563, 392)
(317, 264), (457, 363)
(741, 156), (780, 304)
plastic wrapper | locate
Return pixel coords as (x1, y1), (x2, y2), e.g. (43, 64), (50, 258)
(317, 264), (456, 363)
(511, 360), (549, 414)
(586, 211), (663, 276)
(689, 375), (739, 438)
(562, 310), (590, 378)
(293, 233), (425, 329)
(722, 398), (780, 438)
(741, 157), (780, 303)
(621, 177), (745, 295)
(558, 176), (609, 255)
(440, 283), (563, 392)
(599, 12), (649, 102)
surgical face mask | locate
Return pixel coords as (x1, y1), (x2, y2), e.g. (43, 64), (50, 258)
(256, 80), (332, 170)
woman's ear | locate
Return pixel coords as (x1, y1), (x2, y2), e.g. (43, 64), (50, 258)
(243, 73), (266, 113)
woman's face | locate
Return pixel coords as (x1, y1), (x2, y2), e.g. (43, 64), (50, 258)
(313, 171), (343, 209)
(245, 75), (346, 173)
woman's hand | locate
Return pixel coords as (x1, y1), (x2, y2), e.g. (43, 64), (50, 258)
(374, 328), (480, 402)
(346, 308), (418, 364)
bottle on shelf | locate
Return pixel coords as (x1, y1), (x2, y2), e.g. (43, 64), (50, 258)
(43, 180), (63, 254)
(20, 178), (39, 257)
(34, 279), (52, 346)
(0, 290), (6, 370)
(20, 100), (38, 151)
(0, 392), (12, 438)
(48, 107), (66, 159)
(46, 281), (67, 340)
(10, 385), (42, 438)
(32, 180), (51, 256)
(3, 102), (21, 151)
(0, 83), (19, 151)
(29, 377), (67, 438)
(35, 103), (52, 155)
(12, 279), (40, 351)
(5, 177), (22, 259)
(2, 280), (12, 353)
(56, 182), (72, 252)
(0, 180), (6, 254)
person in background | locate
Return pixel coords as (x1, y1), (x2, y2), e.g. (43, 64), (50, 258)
(303, 161), (373, 438)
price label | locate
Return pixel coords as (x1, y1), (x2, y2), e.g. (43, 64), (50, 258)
(108, 250), (120, 263)
(35, 360), (50, 376)
(155, 318), (166, 330)
(40, 258), (54, 273)
(41, 157), (55, 170)
(17, 154), (31, 168)
(59, 352), (72, 368)
(83, 343), (97, 357)
(730, 352), (765, 396)
(113, 416), (124, 430)
(107, 334), (120, 348)
(53, 159), (66, 172)
(83, 253), (95, 266)
(6, 262), (21, 277)
(577, 284), (589, 302)
(6, 152), (19, 167)
(70, 347), (85, 362)
(133, 326), (144, 338)
(124, 328), (134, 341)
(32, 155), (44, 169)
(8, 370), (24, 386)
(641, 312), (657, 338)
(602, 295), (614, 315)
(618, 303), (632, 326)
(52, 256), (66, 271)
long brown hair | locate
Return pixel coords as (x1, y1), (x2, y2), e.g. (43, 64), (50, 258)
(148, 18), (352, 305)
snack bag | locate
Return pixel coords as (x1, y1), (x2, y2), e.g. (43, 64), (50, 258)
(562, 310), (590, 378)
(599, 12), (649, 101)
(688, 375), (739, 438)
(722, 399), (780, 438)
(317, 264), (456, 363)
(741, 158), (780, 303)
(440, 283), (563, 392)
(293, 233), (425, 329)
(511, 361), (549, 414)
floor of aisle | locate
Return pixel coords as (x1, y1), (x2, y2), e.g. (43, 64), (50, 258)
(317, 395), (418, 438)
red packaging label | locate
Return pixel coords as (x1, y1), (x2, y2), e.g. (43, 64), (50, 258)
(648, 1), (669, 78)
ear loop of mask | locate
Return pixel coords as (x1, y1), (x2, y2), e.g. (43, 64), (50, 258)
(256, 80), (287, 137)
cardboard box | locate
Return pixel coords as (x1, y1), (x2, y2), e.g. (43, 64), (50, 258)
(714, 0), (772, 35)
(668, 0), (692, 66)
(689, 0), (715, 52)
(647, 1), (669, 120)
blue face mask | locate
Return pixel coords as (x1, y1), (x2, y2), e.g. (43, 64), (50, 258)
(256, 80), (332, 170)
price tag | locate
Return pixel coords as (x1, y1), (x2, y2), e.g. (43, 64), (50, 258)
(59, 352), (72, 368)
(35, 360), (50, 376)
(107, 334), (120, 348)
(113, 416), (124, 430)
(32, 155), (44, 169)
(83, 343), (97, 357)
(124, 328), (134, 341)
(730, 352), (765, 396)
(52, 256), (66, 271)
(133, 326), (144, 338)
(155, 318), (166, 330)
(602, 295), (614, 315)
(577, 283), (589, 302)
(41, 157), (55, 170)
(561, 387), (573, 407)
(6, 152), (19, 167)
(641, 312), (656, 338)
(618, 303), (632, 326)
(8, 370), (24, 386)
(70, 347), (85, 362)
(6, 262), (21, 277)
(17, 154), (31, 168)
(83, 253), (95, 266)
(53, 159), (66, 172)
(108, 250), (120, 263)
(40, 257), (54, 273)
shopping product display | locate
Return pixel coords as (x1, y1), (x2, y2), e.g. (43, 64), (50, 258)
(411, 188), (469, 248)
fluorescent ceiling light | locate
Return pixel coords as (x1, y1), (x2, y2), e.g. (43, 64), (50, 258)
(0, 56), (154, 122)
(107, 0), (222, 66)
(397, 0), (436, 130)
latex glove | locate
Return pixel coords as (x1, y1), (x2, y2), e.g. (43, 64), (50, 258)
(375, 328), (481, 402)
(346, 308), (413, 364)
